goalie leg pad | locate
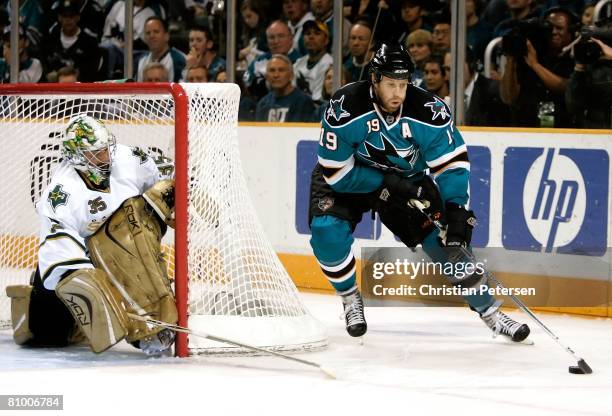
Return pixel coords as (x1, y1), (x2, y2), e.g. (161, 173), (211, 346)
(87, 196), (178, 343)
(55, 269), (129, 353)
(5, 285), (34, 345)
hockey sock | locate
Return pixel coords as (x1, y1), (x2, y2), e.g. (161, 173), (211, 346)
(310, 215), (357, 293)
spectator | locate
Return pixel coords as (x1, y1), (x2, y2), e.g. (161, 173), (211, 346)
(499, 7), (577, 127)
(239, 0), (269, 69)
(397, 0), (432, 44)
(101, 0), (157, 78)
(424, 55), (449, 102)
(56, 65), (79, 83)
(431, 8), (452, 55)
(48, 0), (106, 41)
(443, 48), (510, 126)
(215, 69), (227, 82)
(0, 24), (43, 83)
(255, 54), (317, 122)
(185, 25), (225, 82)
(8, 0), (44, 54)
(494, 0), (542, 37)
(283, 0), (313, 56)
(294, 19), (332, 102)
(186, 64), (209, 82)
(243, 20), (301, 100)
(43, 0), (101, 82)
(0, 7), (8, 34)
(345, 1), (396, 44)
(142, 61), (169, 82)
(467, 0), (493, 60)
(581, 3), (595, 27)
(344, 20), (374, 82)
(136, 16), (186, 82)
(566, 37), (612, 128)
(482, 0), (510, 29)
(310, 0), (351, 53)
(543, 0), (589, 17)
(406, 29), (432, 88)
(180, 0), (209, 26)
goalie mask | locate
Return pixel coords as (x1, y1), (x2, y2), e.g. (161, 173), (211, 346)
(62, 115), (116, 185)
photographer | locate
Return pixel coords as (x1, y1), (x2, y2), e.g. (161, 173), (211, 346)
(566, 33), (612, 128)
(500, 7), (577, 127)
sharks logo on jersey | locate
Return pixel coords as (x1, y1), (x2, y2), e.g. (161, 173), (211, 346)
(424, 97), (450, 121)
(357, 132), (420, 173)
(326, 95), (351, 122)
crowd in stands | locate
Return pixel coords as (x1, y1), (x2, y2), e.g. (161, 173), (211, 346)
(0, 0), (611, 128)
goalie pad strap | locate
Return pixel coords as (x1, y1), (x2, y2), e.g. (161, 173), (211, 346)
(55, 269), (128, 353)
(87, 196), (177, 343)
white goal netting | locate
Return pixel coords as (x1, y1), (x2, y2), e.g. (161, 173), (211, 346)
(0, 83), (327, 355)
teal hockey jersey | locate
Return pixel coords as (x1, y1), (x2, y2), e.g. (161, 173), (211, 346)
(317, 80), (469, 205)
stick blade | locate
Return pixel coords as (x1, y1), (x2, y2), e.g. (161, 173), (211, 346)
(577, 358), (593, 374)
(569, 359), (593, 374)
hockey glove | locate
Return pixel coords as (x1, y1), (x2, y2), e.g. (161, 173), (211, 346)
(444, 203), (477, 247)
(377, 173), (443, 218)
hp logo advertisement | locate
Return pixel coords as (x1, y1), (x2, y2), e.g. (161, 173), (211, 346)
(503, 147), (609, 256)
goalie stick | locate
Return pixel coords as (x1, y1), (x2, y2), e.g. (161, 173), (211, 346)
(409, 199), (593, 375)
(127, 313), (337, 379)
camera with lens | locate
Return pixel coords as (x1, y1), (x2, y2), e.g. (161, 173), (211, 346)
(501, 18), (552, 59)
(573, 26), (612, 64)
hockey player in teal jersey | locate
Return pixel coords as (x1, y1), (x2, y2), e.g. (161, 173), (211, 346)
(309, 43), (530, 342)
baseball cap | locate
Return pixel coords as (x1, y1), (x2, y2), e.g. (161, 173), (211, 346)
(303, 19), (329, 37)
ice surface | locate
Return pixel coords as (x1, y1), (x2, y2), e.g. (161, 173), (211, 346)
(1, 292), (610, 416)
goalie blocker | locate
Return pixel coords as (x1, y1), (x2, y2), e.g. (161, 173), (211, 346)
(5, 181), (178, 353)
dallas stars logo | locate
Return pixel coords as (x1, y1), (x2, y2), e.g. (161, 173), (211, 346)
(424, 97), (450, 121)
(358, 132), (420, 172)
(48, 184), (69, 212)
(326, 95), (350, 122)
(132, 146), (149, 164)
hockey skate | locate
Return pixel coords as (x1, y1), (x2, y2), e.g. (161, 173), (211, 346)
(340, 288), (367, 337)
(479, 301), (530, 342)
(134, 328), (175, 356)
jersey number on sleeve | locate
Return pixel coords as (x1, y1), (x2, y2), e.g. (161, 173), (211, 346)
(366, 119), (380, 132)
(88, 197), (108, 214)
(319, 129), (337, 151)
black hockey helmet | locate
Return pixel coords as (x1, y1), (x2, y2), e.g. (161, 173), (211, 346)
(369, 43), (414, 83)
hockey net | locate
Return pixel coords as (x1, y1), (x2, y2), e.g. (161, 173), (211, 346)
(0, 83), (327, 356)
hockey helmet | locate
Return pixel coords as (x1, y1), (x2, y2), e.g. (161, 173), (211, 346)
(369, 43), (414, 82)
(62, 114), (116, 184)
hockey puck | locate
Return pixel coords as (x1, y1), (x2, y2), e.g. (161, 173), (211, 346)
(569, 366), (586, 374)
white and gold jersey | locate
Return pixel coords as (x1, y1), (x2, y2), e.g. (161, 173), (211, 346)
(36, 144), (161, 290)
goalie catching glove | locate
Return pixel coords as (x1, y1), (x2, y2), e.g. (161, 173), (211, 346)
(143, 179), (175, 228)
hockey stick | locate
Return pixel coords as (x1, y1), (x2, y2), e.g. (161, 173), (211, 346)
(127, 313), (337, 379)
(409, 199), (593, 374)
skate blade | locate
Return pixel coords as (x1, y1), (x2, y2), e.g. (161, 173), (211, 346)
(493, 335), (534, 346)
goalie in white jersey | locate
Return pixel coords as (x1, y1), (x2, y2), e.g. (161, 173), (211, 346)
(6, 114), (178, 355)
